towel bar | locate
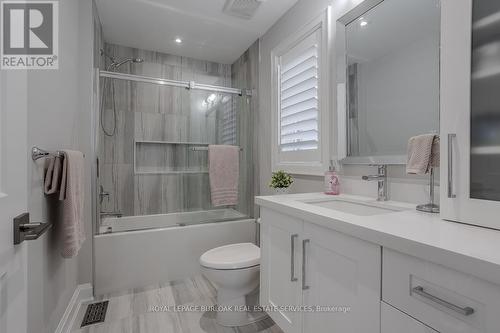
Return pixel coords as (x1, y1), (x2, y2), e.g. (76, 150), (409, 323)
(191, 146), (243, 151)
(31, 146), (85, 161)
(416, 167), (439, 213)
(31, 146), (63, 161)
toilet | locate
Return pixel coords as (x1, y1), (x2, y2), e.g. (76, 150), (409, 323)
(200, 243), (261, 327)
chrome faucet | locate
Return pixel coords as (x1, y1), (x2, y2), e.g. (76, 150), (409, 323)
(362, 165), (388, 201)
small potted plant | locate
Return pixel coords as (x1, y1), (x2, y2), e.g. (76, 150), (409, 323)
(269, 170), (294, 195)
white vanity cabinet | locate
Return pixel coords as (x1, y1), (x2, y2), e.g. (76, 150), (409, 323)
(301, 222), (381, 333)
(260, 208), (381, 333)
(440, 0), (500, 230)
(260, 208), (303, 333)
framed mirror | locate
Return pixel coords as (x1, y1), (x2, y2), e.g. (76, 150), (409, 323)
(336, 0), (441, 165)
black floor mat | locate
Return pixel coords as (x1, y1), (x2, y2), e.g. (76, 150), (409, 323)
(81, 300), (109, 327)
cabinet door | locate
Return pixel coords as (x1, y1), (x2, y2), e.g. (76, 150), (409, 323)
(260, 208), (303, 333)
(301, 222), (381, 333)
(440, 0), (500, 229)
(382, 302), (439, 333)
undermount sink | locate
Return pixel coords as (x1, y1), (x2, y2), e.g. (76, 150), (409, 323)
(301, 199), (403, 216)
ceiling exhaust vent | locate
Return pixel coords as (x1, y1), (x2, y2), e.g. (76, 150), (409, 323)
(223, 0), (265, 20)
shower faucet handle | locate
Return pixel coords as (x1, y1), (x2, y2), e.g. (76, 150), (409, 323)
(99, 185), (110, 204)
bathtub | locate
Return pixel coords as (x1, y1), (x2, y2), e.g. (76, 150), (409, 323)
(94, 209), (255, 295)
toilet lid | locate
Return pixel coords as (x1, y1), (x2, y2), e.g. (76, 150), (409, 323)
(200, 243), (260, 270)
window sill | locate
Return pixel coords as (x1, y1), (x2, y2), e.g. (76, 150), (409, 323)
(272, 162), (325, 176)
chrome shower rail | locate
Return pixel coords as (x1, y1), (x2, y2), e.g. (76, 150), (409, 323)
(99, 70), (252, 96)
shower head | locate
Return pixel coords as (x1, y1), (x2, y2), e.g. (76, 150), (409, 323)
(110, 57), (144, 69)
(102, 54), (144, 71)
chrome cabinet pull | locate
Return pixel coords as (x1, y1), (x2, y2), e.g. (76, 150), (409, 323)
(290, 234), (298, 282)
(447, 133), (457, 198)
(412, 286), (474, 316)
(302, 239), (310, 290)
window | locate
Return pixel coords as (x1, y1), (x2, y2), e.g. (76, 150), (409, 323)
(218, 94), (237, 145)
(271, 9), (330, 175)
(280, 36), (319, 152)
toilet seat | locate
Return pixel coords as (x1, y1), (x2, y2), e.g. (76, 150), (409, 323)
(200, 243), (260, 270)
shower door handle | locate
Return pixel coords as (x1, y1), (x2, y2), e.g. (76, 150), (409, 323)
(290, 234), (298, 282)
(447, 133), (457, 198)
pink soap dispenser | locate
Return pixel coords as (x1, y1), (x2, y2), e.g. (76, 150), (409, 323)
(324, 161), (340, 195)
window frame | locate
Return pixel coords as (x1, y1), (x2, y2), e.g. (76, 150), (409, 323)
(271, 7), (331, 176)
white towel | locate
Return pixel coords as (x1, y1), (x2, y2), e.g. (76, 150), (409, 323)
(59, 150), (86, 258)
(406, 134), (440, 175)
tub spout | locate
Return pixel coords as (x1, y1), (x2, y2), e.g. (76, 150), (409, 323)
(100, 211), (123, 218)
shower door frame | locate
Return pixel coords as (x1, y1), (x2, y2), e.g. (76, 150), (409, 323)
(92, 68), (255, 231)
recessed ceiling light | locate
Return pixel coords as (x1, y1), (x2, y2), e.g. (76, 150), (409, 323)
(360, 21), (368, 27)
(175, 38), (182, 44)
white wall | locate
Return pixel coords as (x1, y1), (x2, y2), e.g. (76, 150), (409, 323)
(357, 35), (440, 156)
(26, 0), (94, 332)
(258, 0), (437, 204)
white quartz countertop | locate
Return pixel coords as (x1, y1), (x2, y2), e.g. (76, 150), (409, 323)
(256, 193), (500, 286)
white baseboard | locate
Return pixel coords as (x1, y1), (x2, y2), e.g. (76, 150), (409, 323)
(55, 283), (94, 333)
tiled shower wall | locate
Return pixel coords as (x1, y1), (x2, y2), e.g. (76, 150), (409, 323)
(98, 43), (257, 219)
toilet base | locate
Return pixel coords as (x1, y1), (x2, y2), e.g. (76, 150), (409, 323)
(216, 291), (248, 327)
(216, 289), (268, 327)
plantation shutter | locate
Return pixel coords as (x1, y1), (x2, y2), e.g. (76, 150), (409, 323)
(279, 33), (319, 152)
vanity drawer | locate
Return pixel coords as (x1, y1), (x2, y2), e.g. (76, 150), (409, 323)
(382, 248), (500, 333)
(381, 302), (438, 333)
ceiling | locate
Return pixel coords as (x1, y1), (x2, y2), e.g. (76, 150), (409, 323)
(95, 0), (298, 64)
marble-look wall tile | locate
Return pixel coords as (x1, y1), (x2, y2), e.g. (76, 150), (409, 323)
(134, 175), (164, 215)
(135, 143), (208, 174)
(162, 175), (185, 213)
(187, 114), (217, 143)
(182, 174), (211, 211)
(100, 163), (134, 216)
(92, 1), (104, 69)
(100, 109), (135, 165)
(134, 112), (188, 142)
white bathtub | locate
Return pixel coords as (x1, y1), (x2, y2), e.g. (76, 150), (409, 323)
(99, 208), (248, 233)
(94, 209), (255, 295)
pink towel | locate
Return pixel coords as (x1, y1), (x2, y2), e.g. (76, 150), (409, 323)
(59, 150), (86, 258)
(43, 155), (63, 194)
(406, 134), (440, 175)
(208, 145), (239, 207)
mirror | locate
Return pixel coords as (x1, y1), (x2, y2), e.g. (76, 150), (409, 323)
(337, 0), (441, 164)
